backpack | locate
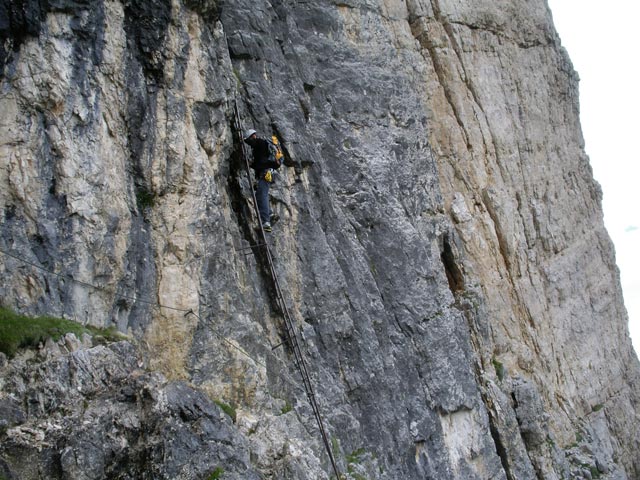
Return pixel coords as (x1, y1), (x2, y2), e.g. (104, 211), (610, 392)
(268, 135), (283, 169)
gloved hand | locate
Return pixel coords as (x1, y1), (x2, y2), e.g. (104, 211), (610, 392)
(264, 169), (273, 183)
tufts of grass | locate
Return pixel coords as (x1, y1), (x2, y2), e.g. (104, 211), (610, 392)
(232, 68), (242, 89)
(346, 448), (369, 479)
(492, 357), (505, 381)
(346, 448), (366, 465)
(207, 466), (224, 479)
(214, 400), (237, 423)
(280, 402), (293, 415)
(0, 306), (123, 358)
(331, 436), (340, 457)
(546, 435), (555, 448)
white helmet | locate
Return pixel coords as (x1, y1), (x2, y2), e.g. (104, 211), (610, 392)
(244, 129), (257, 140)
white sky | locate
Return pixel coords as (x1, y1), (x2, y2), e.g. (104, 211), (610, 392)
(546, 0), (640, 352)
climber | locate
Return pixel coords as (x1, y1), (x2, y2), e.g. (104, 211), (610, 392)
(243, 128), (279, 232)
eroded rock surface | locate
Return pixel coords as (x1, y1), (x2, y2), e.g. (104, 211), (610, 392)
(0, 337), (260, 479)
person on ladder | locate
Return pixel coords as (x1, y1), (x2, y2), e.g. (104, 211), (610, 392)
(243, 129), (280, 232)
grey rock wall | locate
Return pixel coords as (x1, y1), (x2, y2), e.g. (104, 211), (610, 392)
(0, 0), (638, 478)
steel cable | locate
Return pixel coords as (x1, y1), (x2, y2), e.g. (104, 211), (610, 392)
(232, 99), (342, 479)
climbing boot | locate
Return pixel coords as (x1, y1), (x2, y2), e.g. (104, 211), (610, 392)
(263, 222), (272, 232)
(270, 213), (280, 225)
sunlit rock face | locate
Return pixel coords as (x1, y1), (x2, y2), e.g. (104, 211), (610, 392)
(1, 0), (638, 478)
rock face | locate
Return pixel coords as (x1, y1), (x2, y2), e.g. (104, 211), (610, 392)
(1, 0), (639, 479)
(0, 337), (260, 480)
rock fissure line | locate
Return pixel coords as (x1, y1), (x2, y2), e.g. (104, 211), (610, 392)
(489, 419), (517, 480)
(421, 41), (472, 151)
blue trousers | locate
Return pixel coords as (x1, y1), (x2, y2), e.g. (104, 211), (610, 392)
(256, 176), (271, 225)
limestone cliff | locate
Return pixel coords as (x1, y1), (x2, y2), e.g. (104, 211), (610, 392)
(1, 0), (639, 479)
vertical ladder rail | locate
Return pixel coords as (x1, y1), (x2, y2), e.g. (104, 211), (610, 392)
(232, 100), (342, 479)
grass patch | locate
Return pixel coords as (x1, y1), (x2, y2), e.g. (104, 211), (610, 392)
(280, 402), (293, 415)
(214, 400), (236, 423)
(346, 448), (366, 465)
(592, 403), (604, 412)
(369, 262), (377, 276)
(0, 307), (122, 357)
(492, 358), (505, 381)
(546, 435), (555, 448)
(207, 466), (224, 479)
(232, 68), (243, 89)
(346, 448), (368, 479)
(331, 436), (340, 457)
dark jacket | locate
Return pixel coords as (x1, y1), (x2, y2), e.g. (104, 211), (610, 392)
(247, 137), (277, 174)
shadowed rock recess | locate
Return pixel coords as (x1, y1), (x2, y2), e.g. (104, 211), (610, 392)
(1, 0), (639, 478)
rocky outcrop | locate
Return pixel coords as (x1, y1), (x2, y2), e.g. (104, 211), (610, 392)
(0, 336), (260, 479)
(1, 0), (638, 478)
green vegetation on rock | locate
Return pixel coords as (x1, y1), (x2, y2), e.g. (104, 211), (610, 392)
(0, 306), (122, 357)
(280, 402), (293, 415)
(492, 357), (505, 381)
(214, 400), (237, 423)
(207, 467), (224, 479)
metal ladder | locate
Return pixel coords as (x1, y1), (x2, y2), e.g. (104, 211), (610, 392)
(232, 100), (342, 479)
